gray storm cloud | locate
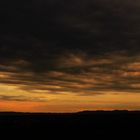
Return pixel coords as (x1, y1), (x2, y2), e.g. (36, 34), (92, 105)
(0, 0), (140, 96)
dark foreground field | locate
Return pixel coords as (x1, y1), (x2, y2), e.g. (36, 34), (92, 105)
(0, 111), (140, 137)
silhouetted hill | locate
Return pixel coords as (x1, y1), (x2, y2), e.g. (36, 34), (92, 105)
(0, 111), (139, 129)
(0, 110), (139, 138)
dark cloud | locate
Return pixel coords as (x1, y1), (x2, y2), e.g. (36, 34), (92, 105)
(0, 95), (46, 102)
(0, 0), (140, 95)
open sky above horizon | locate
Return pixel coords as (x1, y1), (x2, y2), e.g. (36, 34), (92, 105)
(0, 0), (140, 112)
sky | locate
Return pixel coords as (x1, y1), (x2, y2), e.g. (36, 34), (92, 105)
(0, 0), (140, 112)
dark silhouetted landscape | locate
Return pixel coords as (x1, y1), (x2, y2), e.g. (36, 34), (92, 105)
(0, 110), (140, 137)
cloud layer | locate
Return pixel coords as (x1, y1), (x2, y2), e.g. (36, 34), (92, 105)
(0, 0), (140, 101)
